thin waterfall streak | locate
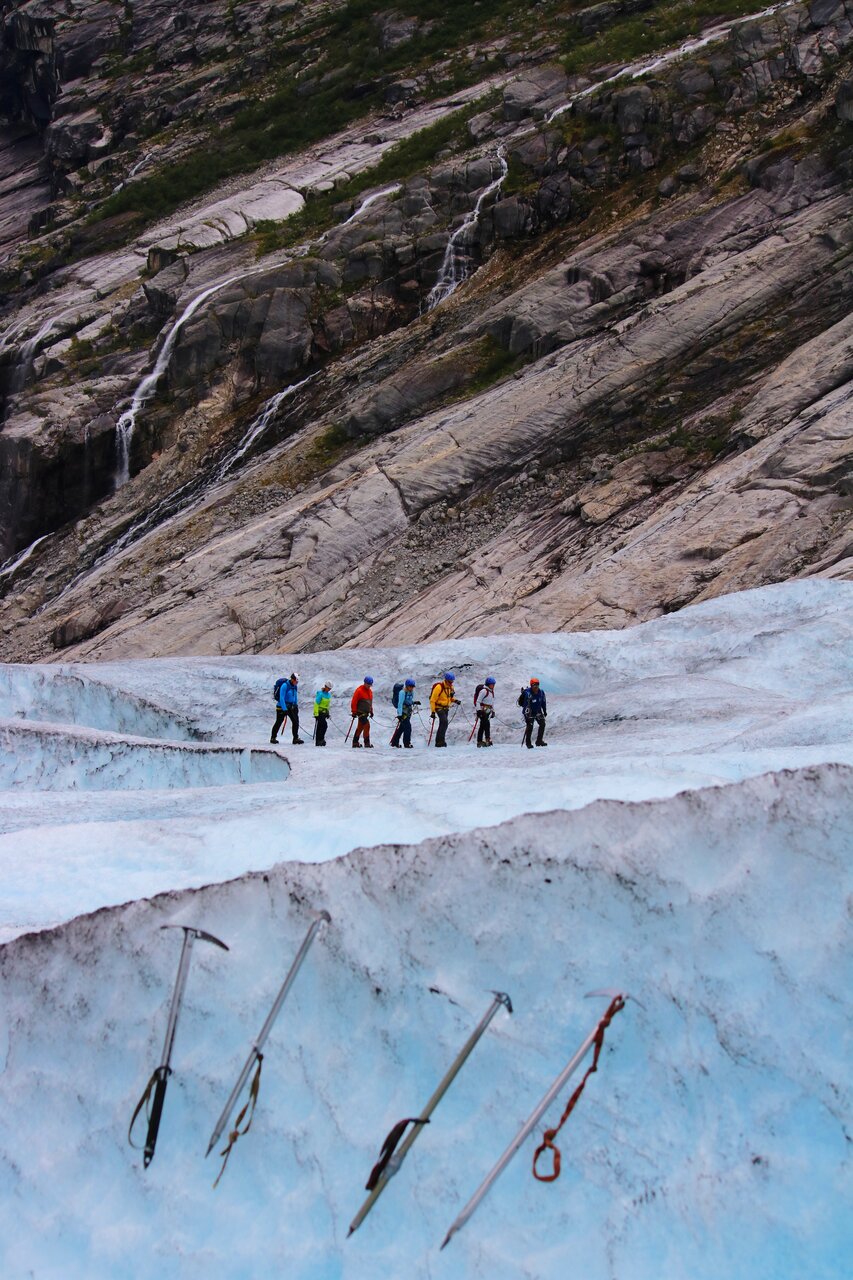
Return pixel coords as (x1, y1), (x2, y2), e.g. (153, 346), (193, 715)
(341, 185), (402, 226)
(426, 147), (508, 312)
(113, 181), (405, 488)
(113, 260), (299, 488)
(0, 534), (50, 582)
(215, 373), (317, 480)
(111, 151), (152, 196)
(545, 4), (783, 123)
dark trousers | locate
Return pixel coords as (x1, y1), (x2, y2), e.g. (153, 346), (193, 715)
(271, 707), (287, 741)
(477, 709), (492, 744)
(272, 707), (299, 743)
(524, 713), (546, 746)
(391, 715), (412, 747)
(434, 707), (449, 746)
(353, 715), (371, 744)
(314, 712), (328, 745)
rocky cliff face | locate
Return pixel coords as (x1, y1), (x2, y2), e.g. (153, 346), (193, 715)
(0, 0), (851, 658)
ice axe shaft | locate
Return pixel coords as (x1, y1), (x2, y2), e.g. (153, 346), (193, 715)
(348, 991), (512, 1236)
(130, 924), (229, 1168)
(206, 911), (331, 1158)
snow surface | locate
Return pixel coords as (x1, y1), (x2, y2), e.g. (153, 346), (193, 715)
(0, 765), (849, 1279)
(0, 580), (851, 940)
(0, 581), (850, 1278)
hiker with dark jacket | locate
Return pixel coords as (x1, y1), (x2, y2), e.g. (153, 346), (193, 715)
(351, 676), (374, 748)
(520, 678), (547, 748)
(390, 679), (419, 748)
(313, 681), (332, 746)
(430, 672), (461, 748)
(474, 677), (496, 747)
(271, 672), (303, 745)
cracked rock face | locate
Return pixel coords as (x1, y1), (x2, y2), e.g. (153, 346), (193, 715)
(0, 0), (851, 658)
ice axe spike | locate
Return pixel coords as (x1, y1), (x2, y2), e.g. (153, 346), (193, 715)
(129, 923), (229, 1168)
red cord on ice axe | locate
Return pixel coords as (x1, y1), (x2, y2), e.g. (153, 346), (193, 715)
(532, 993), (625, 1182)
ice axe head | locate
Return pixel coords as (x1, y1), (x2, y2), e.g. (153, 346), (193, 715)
(160, 924), (230, 951)
(491, 990), (513, 1015)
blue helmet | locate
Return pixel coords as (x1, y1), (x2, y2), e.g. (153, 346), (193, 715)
(444, 671), (455, 682)
(405, 678), (416, 687)
(364, 675), (374, 685)
(485, 677), (496, 686)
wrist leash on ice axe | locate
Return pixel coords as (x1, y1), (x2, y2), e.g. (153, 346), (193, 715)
(532, 993), (626, 1182)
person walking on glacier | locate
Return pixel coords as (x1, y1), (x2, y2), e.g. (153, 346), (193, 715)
(390, 679), (419, 748)
(430, 672), (461, 748)
(271, 672), (304, 745)
(351, 676), (375, 748)
(313, 681), (333, 746)
(473, 677), (496, 747)
(520, 677), (547, 748)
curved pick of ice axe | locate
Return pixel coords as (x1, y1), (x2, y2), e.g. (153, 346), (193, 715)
(129, 924), (229, 1168)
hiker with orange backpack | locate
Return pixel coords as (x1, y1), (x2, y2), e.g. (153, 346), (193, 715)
(472, 677), (496, 747)
(429, 672), (461, 748)
(351, 676), (375, 748)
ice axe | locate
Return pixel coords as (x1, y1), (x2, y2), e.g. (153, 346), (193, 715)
(129, 924), (229, 1168)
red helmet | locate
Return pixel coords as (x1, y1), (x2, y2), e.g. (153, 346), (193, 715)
(530, 677), (540, 685)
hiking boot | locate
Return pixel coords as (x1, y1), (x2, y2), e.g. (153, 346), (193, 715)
(364, 742), (374, 748)
(270, 738), (278, 745)
(352, 742), (362, 748)
(293, 738), (304, 745)
(536, 740), (547, 747)
(403, 743), (413, 748)
(526, 741), (534, 749)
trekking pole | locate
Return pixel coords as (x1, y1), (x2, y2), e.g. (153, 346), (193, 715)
(349, 991), (512, 1237)
(468, 718), (478, 743)
(206, 910), (331, 1180)
(129, 924), (229, 1168)
(427, 716), (435, 746)
(441, 992), (627, 1250)
(345, 717), (355, 742)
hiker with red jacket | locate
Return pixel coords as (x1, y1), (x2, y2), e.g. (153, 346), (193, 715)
(351, 676), (375, 748)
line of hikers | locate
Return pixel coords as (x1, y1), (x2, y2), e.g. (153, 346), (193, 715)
(271, 672), (549, 749)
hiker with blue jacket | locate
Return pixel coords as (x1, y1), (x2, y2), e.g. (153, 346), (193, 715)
(520, 677), (547, 748)
(313, 681), (332, 746)
(390, 678), (419, 748)
(271, 672), (304, 745)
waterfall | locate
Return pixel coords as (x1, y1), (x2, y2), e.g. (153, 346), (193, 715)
(426, 148), (508, 312)
(0, 534), (50, 584)
(340, 185), (401, 226)
(7, 314), (62, 395)
(111, 152), (153, 197)
(215, 373), (317, 480)
(113, 181), (403, 489)
(546, 4), (782, 123)
(113, 269), (265, 489)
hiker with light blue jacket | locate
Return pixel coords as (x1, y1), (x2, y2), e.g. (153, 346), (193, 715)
(390, 679), (419, 748)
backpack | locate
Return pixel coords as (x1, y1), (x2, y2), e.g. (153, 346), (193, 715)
(273, 677), (286, 701)
(517, 687), (525, 707)
(391, 681), (404, 709)
(473, 682), (485, 707)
